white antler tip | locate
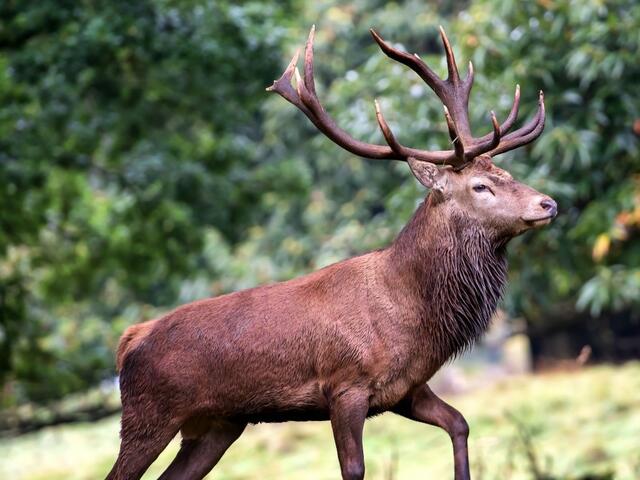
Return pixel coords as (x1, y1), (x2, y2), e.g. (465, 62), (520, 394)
(294, 67), (302, 92)
(292, 48), (301, 64)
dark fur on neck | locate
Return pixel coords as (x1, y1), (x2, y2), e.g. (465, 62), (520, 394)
(389, 195), (508, 363)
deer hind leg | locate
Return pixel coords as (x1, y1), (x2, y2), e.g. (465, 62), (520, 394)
(393, 384), (471, 480)
(105, 407), (181, 480)
(158, 419), (246, 480)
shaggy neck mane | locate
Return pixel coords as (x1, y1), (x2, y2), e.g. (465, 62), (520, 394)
(387, 194), (509, 362)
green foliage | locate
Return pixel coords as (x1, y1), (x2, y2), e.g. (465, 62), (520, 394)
(1, 0), (639, 404)
(0, 0), (300, 403)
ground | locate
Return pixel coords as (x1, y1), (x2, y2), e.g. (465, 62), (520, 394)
(1, 363), (639, 480)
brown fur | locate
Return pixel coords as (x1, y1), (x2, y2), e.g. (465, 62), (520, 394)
(115, 319), (156, 372)
(106, 157), (556, 480)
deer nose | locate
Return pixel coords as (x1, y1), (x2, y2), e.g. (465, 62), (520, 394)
(540, 198), (557, 217)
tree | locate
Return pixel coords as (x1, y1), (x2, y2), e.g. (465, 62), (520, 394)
(0, 0), (300, 404)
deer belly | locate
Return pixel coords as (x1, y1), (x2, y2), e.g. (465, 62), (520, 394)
(205, 372), (326, 417)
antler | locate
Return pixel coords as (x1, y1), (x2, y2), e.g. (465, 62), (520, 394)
(267, 25), (545, 169)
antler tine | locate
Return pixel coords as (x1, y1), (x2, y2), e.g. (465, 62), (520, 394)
(465, 111), (502, 159)
(489, 91), (545, 156)
(370, 29), (443, 92)
(443, 106), (465, 160)
(500, 84), (521, 134)
(501, 91), (544, 140)
(303, 25), (318, 98)
(463, 61), (474, 96)
(489, 111), (501, 146)
(439, 26), (460, 84)
(374, 100), (408, 156)
(474, 84), (521, 144)
(266, 48), (309, 112)
(436, 26), (473, 141)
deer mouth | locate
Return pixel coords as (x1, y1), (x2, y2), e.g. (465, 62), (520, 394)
(521, 214), (555, 227)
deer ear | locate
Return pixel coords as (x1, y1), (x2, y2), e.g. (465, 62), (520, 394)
(408, 158), (448, 194)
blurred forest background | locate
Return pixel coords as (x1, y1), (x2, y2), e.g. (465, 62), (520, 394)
(1, 0), (639, 479)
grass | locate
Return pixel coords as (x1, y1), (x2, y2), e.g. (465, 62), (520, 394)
(1, 363), (639, 480)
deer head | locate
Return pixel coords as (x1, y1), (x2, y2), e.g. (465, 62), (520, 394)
(267, 26), (557, 241)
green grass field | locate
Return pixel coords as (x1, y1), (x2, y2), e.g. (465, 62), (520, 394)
(2, 363), (639, 480)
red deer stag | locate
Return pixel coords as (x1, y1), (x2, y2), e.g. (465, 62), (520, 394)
(107, 25), (556, 480)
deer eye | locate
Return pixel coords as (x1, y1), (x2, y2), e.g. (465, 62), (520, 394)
(473, 184), (488, 193)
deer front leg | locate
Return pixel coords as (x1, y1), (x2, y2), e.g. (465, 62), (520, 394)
(393, 384), (470, 480)
(329, 389), (370, 480)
